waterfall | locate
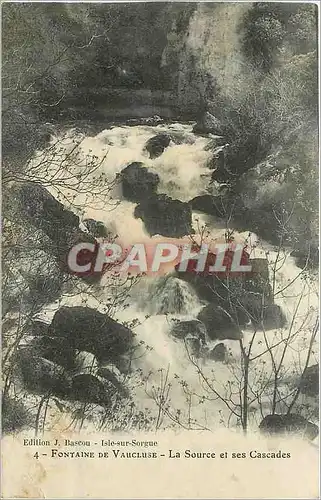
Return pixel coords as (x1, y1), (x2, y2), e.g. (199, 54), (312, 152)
(34, 121), (318, 432)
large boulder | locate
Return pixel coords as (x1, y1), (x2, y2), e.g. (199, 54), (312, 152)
(197, 304), (242, 341)
(15, 348), (72, 398)
(144, 133), (171, 159)
(193, 112), (224, 136)
(170, 319), (207, 344)
(134, 194), (193, 237)
(177, 258), (285, 331)
(18, 182), (79, 239)
(209, 343), (228, 362)
(299, 364), (319, 397)
(259, 414), (319, 440)
(120, 162), (159, 202)
(184, 335), (202, 358)
(29, 336), (77, 371)
(97, 365), (128, 397)
(29, 320), (51, 337)
(70, 374), (112, 405)
(189, 195), (227, 218)
(49, 306), (134, 363)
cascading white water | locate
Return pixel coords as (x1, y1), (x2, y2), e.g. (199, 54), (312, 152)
(35, 122), (318, 431)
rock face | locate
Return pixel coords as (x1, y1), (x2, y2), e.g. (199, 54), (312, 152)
(30, 320), (51, 337)
(144, 133), (171, 158)
(18, 182), (79, 239)
(71, 374), (111, 405)
(210, 343), (228, 362)
(177, 257), (285, 331)
(83, 218), (110, 238)
(29, 336), (77, 371)
(170, 319), (207, 344)
(189, 195), (226, 218)
(17, 182), (101, 282)
(134, 194), (193, 237)
(299, 364), (319, 396)
(49, 306), (134, 363)
(197, 305), (242, 341)
(184, 335), (202, 357)
(193, 112), (224, 136)
(15, 349), (72, 398)
(120, 162), (159, 202)
(259, 414), (319, 440)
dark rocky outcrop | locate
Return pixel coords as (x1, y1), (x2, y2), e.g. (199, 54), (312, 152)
(184, 335), (202, 357)
(71, 374), (111, 405)
(17, 182), (102, 282)
(83, 218), (111, 239)
(144, 133), (171, 158)
(29, 320), (51, 337)
(18, 182), (79, 240)
(120, 162), (159, 202)
(259, 414), (319, 440)
(197, 304), (242, 341)
(197, 304), (242, 340)
(299, 364), (319, 397)
(170, 319), (206, 344)
(15, 349), (72, 398)
(189, 194), (227, 218)
(29, 336), (77, 371)
(193, 112), (224, 136)
(134, 194), (193, 237)
(49, 306), (134, 363)
(177, 257), (285, 331)
(97, 365), (128, 396)
(210, 343), (228, 362)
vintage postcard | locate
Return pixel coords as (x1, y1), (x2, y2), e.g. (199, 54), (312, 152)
(1, 1), (319, 498)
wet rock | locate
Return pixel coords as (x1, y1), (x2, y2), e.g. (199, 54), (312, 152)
(30, 320), (51, 337)
(83, 218), (111, 239)
(210, 343), (228, 362)
(97, 365), (128, 396)
(300, 364), (319, 397)
(15, 349), (72, 397)
(134, 194), (193, 237)
(184, 335), (202, 357)
(253, 304), (286, 330)
(120, 162), (159, 202)
(189, 195), (226, 218)
(197, 304), (242, 341)
(175, 257), (279, 329)
(193, 112), (224, 136)
(171, 319), (206, 344)
(18, 182), (79, 239)
(259, 414), (319, 440)
(144, 133), (171, 159)
(49, 306), (134, 363)
(29, 336), (77, 370)
(71, 374), (111, 405)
